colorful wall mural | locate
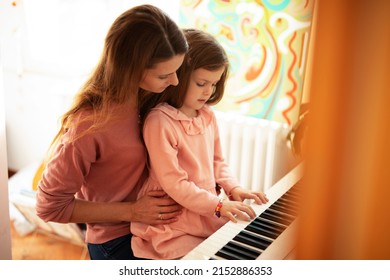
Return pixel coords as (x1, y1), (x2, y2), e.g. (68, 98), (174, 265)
(179, 0), (315, 125)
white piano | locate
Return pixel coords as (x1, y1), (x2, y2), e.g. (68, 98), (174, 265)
(182, 162), (304, 260)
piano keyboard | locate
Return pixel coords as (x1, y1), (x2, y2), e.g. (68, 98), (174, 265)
(182, 162), (304, 260)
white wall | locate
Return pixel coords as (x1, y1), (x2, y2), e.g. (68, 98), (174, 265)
(3, 71), (79, 170)
(0, 53), (12, 260)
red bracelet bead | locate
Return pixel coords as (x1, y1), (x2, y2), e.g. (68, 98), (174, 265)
(215, 200), (223, 218)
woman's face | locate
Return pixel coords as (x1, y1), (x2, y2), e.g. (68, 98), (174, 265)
(140, 54), (185, 93)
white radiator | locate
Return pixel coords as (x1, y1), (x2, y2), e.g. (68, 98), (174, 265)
(215, 111), (297, 193)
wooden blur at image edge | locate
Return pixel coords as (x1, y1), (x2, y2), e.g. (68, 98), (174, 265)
(296, 0), (390, 259)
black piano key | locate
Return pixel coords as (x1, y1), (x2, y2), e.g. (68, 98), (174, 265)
(233, 230), (272, 250)
(270, 202), (298, 216)
(286, 190), (301, 199)
(268, 201), (298, 213)
(260, 210), (291, 226)
(252, 217), (286, 232)
(277, 196), (299, 210)
(266, 207), (295, 223)
(285, 186), (301, 197)
(273, 201), (299, 217)
(282, 192), (301, 203)
(271, 200), (298, 216)
(215, 249), (242, 260)
(250, 218), (286, 237)
(245, 223), (280, 240)
(281, 189), (300, 201)
(273, 195), (298, 208)
(256, 216), (287, 234)
(282, 186), (300, 197)
(215, 241), (260, 260)
(263, 209), (293, 224)
(225, 241), (261, 259)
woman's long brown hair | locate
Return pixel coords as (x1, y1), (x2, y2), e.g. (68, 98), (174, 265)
(46, 5), (187, 158)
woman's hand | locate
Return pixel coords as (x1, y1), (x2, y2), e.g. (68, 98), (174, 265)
(229, 187), (269, 205)
(130, 190), (182, 225)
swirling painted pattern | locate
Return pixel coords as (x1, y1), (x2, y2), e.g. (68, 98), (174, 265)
(179, 0), (314, 124)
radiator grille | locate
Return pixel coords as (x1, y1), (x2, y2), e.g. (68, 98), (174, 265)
(215, 111), (296, 193)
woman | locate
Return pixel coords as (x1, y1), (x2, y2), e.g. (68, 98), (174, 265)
(35, 4), (188, 260)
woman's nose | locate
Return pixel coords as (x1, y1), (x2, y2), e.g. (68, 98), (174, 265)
(169, 73), (179, 86)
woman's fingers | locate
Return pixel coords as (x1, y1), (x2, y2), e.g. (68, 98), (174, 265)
(153, 211), (181, 224)
(146, 190), (168, 198)
(133, 191), (183, 224)
(147, 190), (180, 207)
(158, 203), (182, 214)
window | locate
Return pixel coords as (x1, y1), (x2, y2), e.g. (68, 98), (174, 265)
(17, 0), (179, 77)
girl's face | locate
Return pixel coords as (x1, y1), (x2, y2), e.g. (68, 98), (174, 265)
(140, 54), (185, 93)
(179, 67), (225, 118)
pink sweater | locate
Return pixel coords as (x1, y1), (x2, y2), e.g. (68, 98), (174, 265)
(36, 106), (147, 244)
(131, 103), (240, 259)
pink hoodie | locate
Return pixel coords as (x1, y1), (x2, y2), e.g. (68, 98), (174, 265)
(131, 103), (240, 259)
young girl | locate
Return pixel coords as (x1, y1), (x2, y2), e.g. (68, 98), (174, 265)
(35, 5), (188, 260)
(132, 29), (269, 260)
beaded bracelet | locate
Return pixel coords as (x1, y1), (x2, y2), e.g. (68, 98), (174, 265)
(215, 199), (223, 218)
